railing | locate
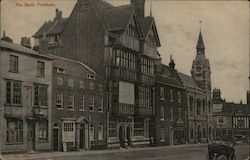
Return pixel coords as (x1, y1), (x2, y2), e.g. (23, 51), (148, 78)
(135, 106), (153, 116)
(112, 103), (134, 115)
(4, 105), (22, 118)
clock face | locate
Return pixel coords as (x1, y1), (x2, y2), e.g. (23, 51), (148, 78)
(196, 66), (202, 72)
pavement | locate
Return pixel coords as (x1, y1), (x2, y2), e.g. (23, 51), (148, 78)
(2, 143), (249, 160)
(2, 143), (207, 160)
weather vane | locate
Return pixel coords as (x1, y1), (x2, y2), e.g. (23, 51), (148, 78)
(199, 20), (202, 31)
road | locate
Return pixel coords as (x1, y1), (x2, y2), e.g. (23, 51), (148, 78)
(3, 144), (249, 160)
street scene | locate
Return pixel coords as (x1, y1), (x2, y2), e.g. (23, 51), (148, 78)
(0, 0), (249, 159)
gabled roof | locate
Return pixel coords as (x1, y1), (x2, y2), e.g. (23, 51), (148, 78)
(139, 16), (161, 47)
(0, 40), (53, 60)
(104, 5), (134, 31)
(178, 72), (198, 87)
(216, 103), (250, 116)
(33, 18), (68, 38)
(156, 64), (183, 88)
(50, 54), (97, 75)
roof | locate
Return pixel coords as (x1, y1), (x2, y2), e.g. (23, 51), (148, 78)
(216, 103), (250, 116)
(156, 64), (184, 88)
(50, 54), (97, 75)
(104, 5), (134, 31)
(139, 17), (153, 37)
(0, 40), (53, 60)
(196, 31), (205, 49)
(178, 72), (198, 87)
(33, 18), (68, 38)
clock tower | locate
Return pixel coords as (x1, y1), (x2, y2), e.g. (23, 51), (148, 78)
(191, 30), (211, 91)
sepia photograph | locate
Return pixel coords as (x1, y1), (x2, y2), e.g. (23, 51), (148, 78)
(0, 0), (249, 159)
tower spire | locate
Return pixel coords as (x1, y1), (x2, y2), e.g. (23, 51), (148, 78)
(150, 0), (152, 17)
(196, 20), (205, 54)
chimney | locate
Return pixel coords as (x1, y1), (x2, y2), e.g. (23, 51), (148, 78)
(21, 37), (31, 49)
(39, 32), (48, 54)
(212, 88), (221, 99)
(53, 8), (62, 21)
(1, 31), (13, 43)
(169, 55), (175, 70)
(130, 0), (145, 18)
(247, 91), (250, 104)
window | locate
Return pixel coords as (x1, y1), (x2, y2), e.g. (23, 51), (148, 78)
(160, 106), (164, 121)
(98, 124), (103, 140)
(134, 118), (144, 136)
(57, 77), (63, 85)
(98, 84), (104, 92)
(208, 100), (211, 113)
(160, 87), (164, 100)
(89, 82), (94, 90)
(80, 80), (85, 89)
(10, 55), (18, 73)
(56, 67), (65, 74)
(139, 86), (151, 107)
(116, 49), (136, 71)
(63, 122), (75, 146)
(170, 108), (173, 121)
(217, 116), (225, 124)
(189, 96), (193, 112)
(39, 121), (48, 140)
(141, 57), (153, 75)
(203, 128), (206, 138)
(37, 61), (45, 77)
(63, 122), (74, 132)
(170, 89), (174, 102)
(87, 74), (96, 80)
(6, 80), (22, 105)
(108, 120), (117, 138)
(79, 92), (85, 111)
(160, 128), (165, 142)
(202, 99), (206, 113)
(89, 94), (94, 111)
(178, 108), (182, 120)
(237, 117), (245, 128)
(190, 128), (194, 138)
(34, 84), (47, 106)
(68, 90), (74, 109)
(178, 91), (181, 103)
(98, 96), (103, 112)
(68, 78), (74, 87)
(6, 119), (23, 143)
(90, 124), (95, 141)
(197, 99), (201, 115)
(56, 90), (63, 109)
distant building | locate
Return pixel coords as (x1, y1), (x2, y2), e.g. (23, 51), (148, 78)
(51, 55), (107, 151)
(178, 31), (214, 143)
(155, 59), (187, 145)
(33, 0), (161, 148)
(212, 89), (250, 141)
(0, 37), (53, 153)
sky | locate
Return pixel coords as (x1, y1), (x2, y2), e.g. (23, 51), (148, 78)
(1, 0), (249, 103)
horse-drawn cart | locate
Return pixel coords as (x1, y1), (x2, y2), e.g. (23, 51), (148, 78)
(207, 143), (236, 160)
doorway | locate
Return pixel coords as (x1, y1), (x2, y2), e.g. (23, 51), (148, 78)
(197, 125), (202, 143)
(28, 122), (35, 152)
(119, 125), (125, 148)
(169, 129), (174, 145)
(53, 123), (59, 151)
(126, 125), (131, 146)
(79, 123), (85, 149)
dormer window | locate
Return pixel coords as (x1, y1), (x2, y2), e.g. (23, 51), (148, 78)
(87, 74), (95, 80)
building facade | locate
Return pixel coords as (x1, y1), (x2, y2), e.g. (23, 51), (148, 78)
(51, 55), (107, 151)
(178, 31), (214, 144)
(155, 60), (187, 146)
(33, 0), (161, 148)
(0, 37), (53, 153)
(212, 88), (250, 141)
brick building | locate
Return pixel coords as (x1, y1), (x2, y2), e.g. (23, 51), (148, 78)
(155, 58), (187, 145)
(33, 0), (161, 148)
(178, 31), (214, 143)
(0, 36), (53, 153)
(50, 55), (107, 151)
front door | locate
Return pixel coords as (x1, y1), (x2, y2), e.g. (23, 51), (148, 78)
(53, 128), (59, 151)
(79, 124), (85, 149)
(119, 126), (125, 147)
(28, 122), (35, 152)
(126, 126), (131, 146)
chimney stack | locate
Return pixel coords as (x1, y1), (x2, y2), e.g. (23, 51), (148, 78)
(39, 32), (48, 54)
(53, 8), (62, 21)
(247, 91), (250, 104)
(213, 88), (221, 99)
(21, 37), (31, 49)
(130, 0), (145, 18)
(169, 55), (175, 70)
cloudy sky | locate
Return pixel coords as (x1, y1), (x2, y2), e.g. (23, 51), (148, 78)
(1, 0), (249, 103)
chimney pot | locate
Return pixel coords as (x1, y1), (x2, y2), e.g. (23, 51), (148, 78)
(21, 37), (31, 49)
